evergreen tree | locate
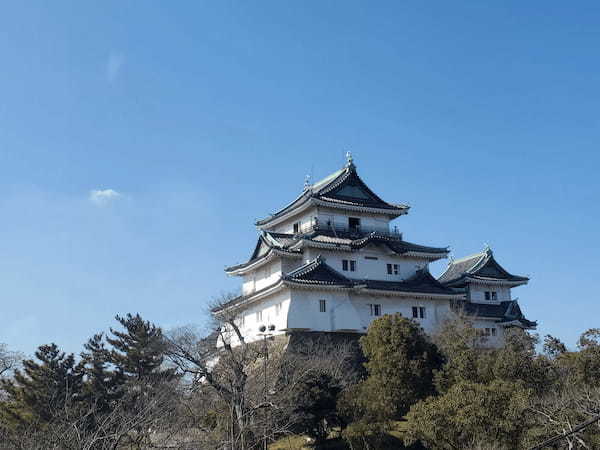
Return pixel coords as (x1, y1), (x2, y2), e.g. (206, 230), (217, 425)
(80, 333), (125, 415)
(342, 314), (443, 422)
(0, 343), (84, 427)
(107, 313), (175, 384)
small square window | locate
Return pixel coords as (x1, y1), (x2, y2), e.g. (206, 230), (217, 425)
(319, 299), (326, 313)
(348, 217), (361, 231)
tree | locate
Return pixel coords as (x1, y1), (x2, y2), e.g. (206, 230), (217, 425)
(543, 334), (567, 359)
(107, 313), (175, 384)
(0, 343), (84, 427)
(289, 372), (341, 443)
(0, 343), (23, 378)
(404, 380), (531, 449)
(356, 313), (443, 420)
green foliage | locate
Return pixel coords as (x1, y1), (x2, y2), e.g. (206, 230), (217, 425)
(404, 380), (531, 450)
(107, 313), (175, 383)
(290, 372), (342, 443)
(0, 343), (84, 427)
(356, 314), (443, 420)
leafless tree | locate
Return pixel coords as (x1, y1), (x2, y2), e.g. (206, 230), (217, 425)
(0, 343), (23, 378)
(165, 292), (357, 450)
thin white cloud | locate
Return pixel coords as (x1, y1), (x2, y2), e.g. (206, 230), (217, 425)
(106, 51), (125, 83)
(89, 189), (122, 206)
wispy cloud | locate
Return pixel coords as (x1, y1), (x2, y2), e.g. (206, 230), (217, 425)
(89, 189), (122, 206)
(106, 51), (125, 83)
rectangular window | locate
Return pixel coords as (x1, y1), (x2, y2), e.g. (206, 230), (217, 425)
(348, 217), (361, 232)
(275, 303), (282, 316)
(413, 307), (425, 319)
(343, 260), (356, 272)
(369, 304), (382, 316)
(484, 328), (491, 336)
(256, 311), (262, 322)
(365, 256), (378, 260)
(484, 291), (491, 301)
(491, 291), (498, 301)
(293, 222), (300, 233)
(387, 264), (392, 274)
(387, 264), (399, 275)
(319, 299), (326, 313)
(491, 328), (497, 337)
(393, 264), (399, 275)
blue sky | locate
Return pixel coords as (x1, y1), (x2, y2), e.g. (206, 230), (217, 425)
(1, 1), (599, 356)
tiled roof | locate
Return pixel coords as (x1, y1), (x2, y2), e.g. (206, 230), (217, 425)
(455, 300), (536, 329)
(227, 230), (448, 273)
(256, 163), (409, 226)
(438, 248), (529, 286)
(283, 257), (354, 287)
(284, 258), (457, 296)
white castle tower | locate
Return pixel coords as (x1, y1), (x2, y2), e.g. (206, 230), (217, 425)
(213, 155), (535, 347)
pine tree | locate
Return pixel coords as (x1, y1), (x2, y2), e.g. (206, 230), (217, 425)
(106, 313), (175, 384)
(80, 333), (125, 414)
(0, 343), (84, 427)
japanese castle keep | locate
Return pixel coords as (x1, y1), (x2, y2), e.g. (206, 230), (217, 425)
(214, 154), (536, 347)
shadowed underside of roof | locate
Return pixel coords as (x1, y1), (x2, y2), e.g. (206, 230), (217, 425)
(454, 300), (537, 328)
(255, 162), (409, 226)
(438, 248), (529, 286)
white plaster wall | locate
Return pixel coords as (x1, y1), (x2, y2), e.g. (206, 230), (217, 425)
(286, 289), (452, 334)
(269, 206), (393, 235)
(217, 289), (291, 347)
(472, 319), (505, 347)
(469, 285), (512, 302)
(304, 246), (428, 282)
(242, 260), (282, 294)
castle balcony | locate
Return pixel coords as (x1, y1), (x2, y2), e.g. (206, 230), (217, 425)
(301, 218), (403, 240)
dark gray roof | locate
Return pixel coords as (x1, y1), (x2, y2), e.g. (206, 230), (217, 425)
(283, 256), (354, 287)
(227, 230), (448, 273)
(454, 300), (536, 328)
(225, 233), (301, 272)
(438, 248), (529, 286)
(256, 163), (409, 226)
(285, 258), (457, 296)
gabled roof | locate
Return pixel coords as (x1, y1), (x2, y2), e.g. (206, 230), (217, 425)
(283, 256), (354, 287)
(283, 258), (459, 297)
(362, 268), (457, 296)
(455, 300), (537, 329)
(256, 161), (409, 227)
(225, 232), (301, 273)
(438, 247), (529, 287)
(227, 229), (449, 275)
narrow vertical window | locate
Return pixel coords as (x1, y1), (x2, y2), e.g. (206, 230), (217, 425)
(350, 260), (356, 271)
(485, 291), (491, 301)
(419, 307), (426, 319)
(491, 328), (497, 337)
(387, 264), (392, 275)
(293, 222), (300, 233)
(393, 264), (399, 275)
(412, 307), (419, 318)
(342, 260), (349, 271)
(374, 304), (381, 316)
(491, 291), (498, 301)
(319, 299), (326, 313)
